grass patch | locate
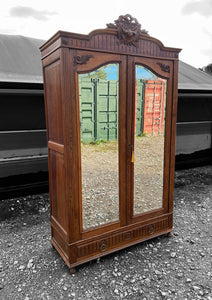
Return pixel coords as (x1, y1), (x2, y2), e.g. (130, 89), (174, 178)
(88, 139), (107, 145)
(82, 140), (118, 152)
(137, 132), (147, 137)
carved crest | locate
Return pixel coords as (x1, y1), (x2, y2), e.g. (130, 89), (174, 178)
(107, 14), (148, 46)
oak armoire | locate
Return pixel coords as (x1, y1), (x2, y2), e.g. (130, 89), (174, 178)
(40, 15), (181, 273)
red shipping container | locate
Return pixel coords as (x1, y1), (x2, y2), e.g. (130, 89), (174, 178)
(143, 80), (166, 135)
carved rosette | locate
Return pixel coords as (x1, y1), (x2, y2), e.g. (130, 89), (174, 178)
(99, 241), (107, 252)
(107, 14), (148, 46)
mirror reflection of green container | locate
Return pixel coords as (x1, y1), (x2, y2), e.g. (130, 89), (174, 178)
(79, 64), (119, 143)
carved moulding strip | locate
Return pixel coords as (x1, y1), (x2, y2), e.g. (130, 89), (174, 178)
(59, 33), (178, 60)
(73, 55), (93, 65)
(157, 62), (170, 73)
(107, 14), (148, 47)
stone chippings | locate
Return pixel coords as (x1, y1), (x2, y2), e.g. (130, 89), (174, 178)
(0, 166), (211, 299)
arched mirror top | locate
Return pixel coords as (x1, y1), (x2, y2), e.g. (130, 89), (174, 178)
(40, 14), (181, 61)
(134, 62), (171, 80)
(76, 58), (122, 75)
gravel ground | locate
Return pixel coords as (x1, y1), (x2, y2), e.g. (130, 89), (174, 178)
(0, 165), (212, 299)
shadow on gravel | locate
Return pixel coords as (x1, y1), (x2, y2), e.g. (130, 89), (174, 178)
(174, 165), (212, 187)
(0, 193), (50, 222)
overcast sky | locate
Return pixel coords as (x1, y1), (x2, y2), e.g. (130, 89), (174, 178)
(0, 0), (212, 69)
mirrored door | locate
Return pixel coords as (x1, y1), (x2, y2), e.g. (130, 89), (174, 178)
(76, 53), (127, 233)
(126, 57), (170, 222)
(79, 63), (120, 230)
(133, 65), (167, 215)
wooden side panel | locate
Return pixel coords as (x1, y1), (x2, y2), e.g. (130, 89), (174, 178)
(43, 54), (68, 251)
(44, 60), (64, 144)
(49, 149), (68, 235)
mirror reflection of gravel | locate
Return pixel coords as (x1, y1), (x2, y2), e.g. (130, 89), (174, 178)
(81, 135), (165, 230)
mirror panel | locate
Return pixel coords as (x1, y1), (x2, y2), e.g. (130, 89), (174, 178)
(78, 64), (119, 230)
(134, 65), (167, 215)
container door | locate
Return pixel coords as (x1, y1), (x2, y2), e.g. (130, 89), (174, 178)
(96, 79), (119, 141)
(135, 79), (145, 136)
(79, 78), (119, 143)
(79, 77), (95, 143)
(143, 80), (166, 135)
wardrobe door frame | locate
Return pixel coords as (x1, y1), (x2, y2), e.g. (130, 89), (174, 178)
(126, 56), (174, 225)
(72, 49), (128, 239)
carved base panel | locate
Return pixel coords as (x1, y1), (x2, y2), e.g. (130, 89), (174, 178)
(51, 214), (172, 270)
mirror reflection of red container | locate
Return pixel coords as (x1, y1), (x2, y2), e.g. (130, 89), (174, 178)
(143, 80), (166, 135)
(135, 79), (166, 136)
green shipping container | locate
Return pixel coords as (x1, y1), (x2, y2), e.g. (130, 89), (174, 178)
(79, 78), (95, 143)
(136, 79), (145, 136)
(79, 78), (119, 143)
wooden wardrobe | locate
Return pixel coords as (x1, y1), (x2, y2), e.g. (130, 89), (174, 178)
(40, 15), (181, 273)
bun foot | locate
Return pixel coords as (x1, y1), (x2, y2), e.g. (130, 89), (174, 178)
(70, 267), (76, 274)
(167, 232), (172, 237)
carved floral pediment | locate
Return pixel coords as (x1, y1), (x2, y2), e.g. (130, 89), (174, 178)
(107, 14), (148, 46)
(41, 15), (181, 61)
